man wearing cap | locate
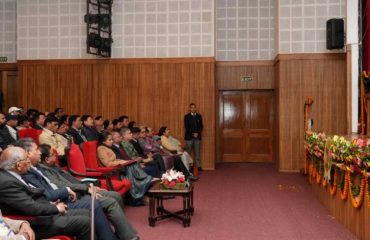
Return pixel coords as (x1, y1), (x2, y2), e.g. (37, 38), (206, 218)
(0, 113), (16, 148)
(8, 107), (22, 116)
(5, 114), (18, 142)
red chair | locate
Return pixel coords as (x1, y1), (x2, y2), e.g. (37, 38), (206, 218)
(18, 128), (42, 145)
(67, 144), (131, 196)
(5, 215), (73, 240)
(82, 141), (120, 173)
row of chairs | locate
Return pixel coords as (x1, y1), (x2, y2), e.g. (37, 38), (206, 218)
(7, 129), (132, 240)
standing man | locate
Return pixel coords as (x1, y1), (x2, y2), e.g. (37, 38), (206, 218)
(184, 103), (203, 171)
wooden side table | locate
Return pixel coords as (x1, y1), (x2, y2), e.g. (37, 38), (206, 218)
(148, 181), (194, 227)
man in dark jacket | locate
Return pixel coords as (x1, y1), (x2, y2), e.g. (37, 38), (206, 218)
(67, 115), (87, 145)
(0, 146), (90, 240)
(81, 115), (99, 141)
(15, 139), (118, 240)
(0, 112), (16, 148)
(184, 103), (203, 170)
(37, 143), (139, 240)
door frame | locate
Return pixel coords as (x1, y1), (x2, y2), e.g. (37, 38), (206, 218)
(217, 89), (274, 163)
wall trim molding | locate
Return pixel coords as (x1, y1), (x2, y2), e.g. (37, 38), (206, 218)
(0, 63), (17, 71)
(17, 57), (215, 65)
(273, 53), (346, 64)
(216, 60), (273, 67)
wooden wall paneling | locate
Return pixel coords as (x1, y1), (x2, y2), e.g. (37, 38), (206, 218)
(19, 58), (216, 170)
(273, 62), (280, 169)
(275, 54), (347, 172)
(216, 61), (274, 90)
(311, 180), (370, 240)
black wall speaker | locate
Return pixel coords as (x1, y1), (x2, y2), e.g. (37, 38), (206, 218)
(326, 18), (344, 50)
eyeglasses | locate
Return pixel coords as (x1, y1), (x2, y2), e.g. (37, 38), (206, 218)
(18, 158), (30, 164)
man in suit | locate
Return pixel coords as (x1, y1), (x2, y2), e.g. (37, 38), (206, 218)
(0, 146), (90, 240)
(15, 138), (118, 240)
(67, 115), (87, 145)
(0, 112), (16, 148)
(184, 103), (203, 170)
(81, 115), (99, 141)
(5, 114), (18, 142)
(38, 143), (139, 240)
(31, 112), (45, 130)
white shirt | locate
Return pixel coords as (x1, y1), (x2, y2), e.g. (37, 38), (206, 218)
(5, 125), (17, 141)
(6, 170), (34, 188)
(31, 166), (59, 190)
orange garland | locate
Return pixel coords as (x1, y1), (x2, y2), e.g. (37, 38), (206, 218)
(329, 171), (337, 196)
(367, 178), (370, 208)
(339, 171), (349, 201)
(348, 172), (365, 209)
(322, 178), (327, 188)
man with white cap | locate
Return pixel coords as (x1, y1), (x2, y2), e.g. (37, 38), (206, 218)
(8, 107), (22, 116)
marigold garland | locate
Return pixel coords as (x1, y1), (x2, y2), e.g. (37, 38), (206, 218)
(339, 170), (349, 201)
(367, 177), (370, 208)
(322, 178), (327, 188)
(329, 171), (337, 196)
(348, 172), (365, 209)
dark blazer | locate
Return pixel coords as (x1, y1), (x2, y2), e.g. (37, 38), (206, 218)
(82, 126), (99, 141)
(0, 170), (59, 216)
(33, 124), (44, 130)
(0, 125), (16, 148)
(67, 128), (87, 145)
(112, 144), (131, 160)
(39, 164), (89, 194)
(130, 139), (146, 157)
(184, 112), (203, 140)
(22, 167), (70, 202)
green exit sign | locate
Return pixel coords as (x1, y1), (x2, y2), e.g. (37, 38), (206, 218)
(240, 75), (253, 82)
(0, 57), (7, 62)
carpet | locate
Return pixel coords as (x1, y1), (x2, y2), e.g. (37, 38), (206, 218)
(125, 163), (357, 240)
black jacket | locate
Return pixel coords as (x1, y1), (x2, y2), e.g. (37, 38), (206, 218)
(0, 125), (16, 148)
(0, 170), (59, 216)
(67, 128), (87, 145)
(82, 126), (99, 141)
(184, 112), (203, 140)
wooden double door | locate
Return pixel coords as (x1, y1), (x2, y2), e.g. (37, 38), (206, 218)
(220, 90), (273, 162)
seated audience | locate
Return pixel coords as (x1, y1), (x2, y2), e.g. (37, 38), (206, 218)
(8, 106), (22, 116)
(131, 127), (166, 174)
(121, 128), (161, 177)
(118, 115), (129, 128)
(16, 139), (118, 240)
(0, 113), (16, 148)
(31, 112), (45, 130)
(94, 116), (104, 133)
(81, 115), (99, 141)
(5, 114), (18, 142)
(25, 109), (38, 120)
(54, 107), (65, 120)
(103, 119), (113, 133)
(98, 132), (153, 206)
(0, 213), (35, 240)
(128, 121), (136, 129)
(38, 116), (68, 166)
(0, 146), (90, 240)
(67, 115), (87, 145)
(159, 126), (193, 170)
(39, 144), (139, 240)
(17, 115), (31, 130)
(112, 119), (122, 131)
